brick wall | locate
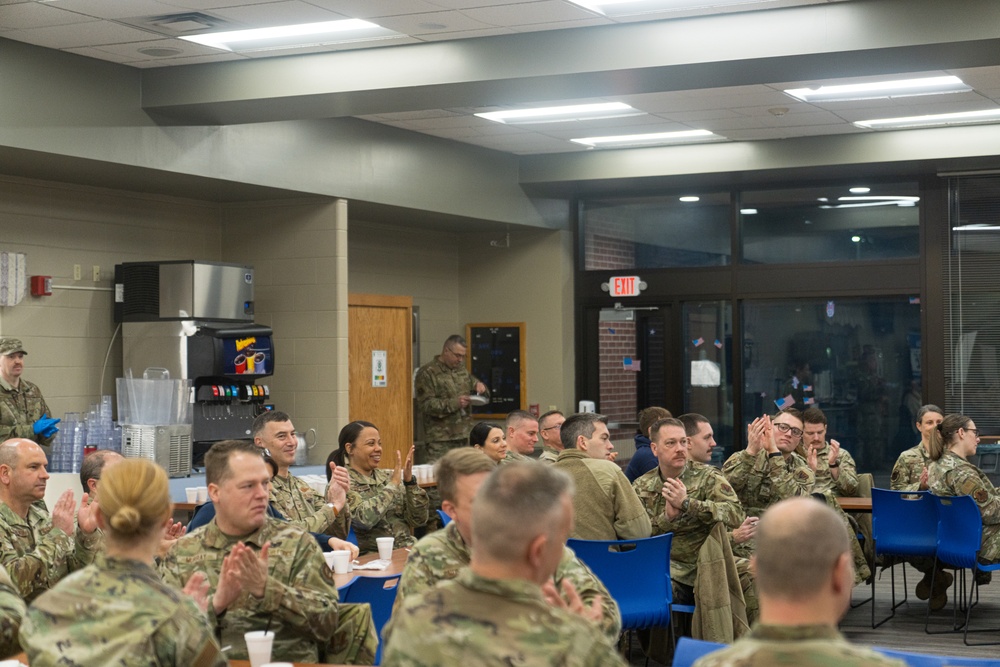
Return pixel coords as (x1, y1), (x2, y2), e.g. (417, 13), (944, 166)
(598, 319), (637, 443)
(584, 213), (635, 271)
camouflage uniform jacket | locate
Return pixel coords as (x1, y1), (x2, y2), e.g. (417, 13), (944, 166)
(395, 521), (622, 642)
(382, 568), (627, 667)
(632, 462), (745, 586)
(0, 566), (24, 659)
(555, 449), (652, 541)
(501, 450), (534, 464)
(538, 445), (560, 464)
(0, 377), (54, 448)
(347, 467), (428, 554)
(721, 450), (815, 516)
(270, 473), (350, 538)
(414, 357), (488, 444)
(158, 517), (340, 662)
(0, 500), (99, 602)
(796, 442), (859, 497)
(22, 554), (225, 667)
(692, 623), (906, 667)
(890, 443), (931, 491)
(929, 450), (1000, 560)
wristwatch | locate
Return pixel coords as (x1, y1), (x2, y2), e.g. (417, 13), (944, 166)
(326, 503), (340, 516)
(829, 462), (840, 468)
(680, 498), (691, 513)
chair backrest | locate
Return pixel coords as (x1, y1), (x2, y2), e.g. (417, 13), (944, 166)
(436, 509), (452, 526)
(874, 646), (947, 667)
(342, 574), (401, 664)
(346, 526), (358, 546)
(871, 488), (938, 558)
(933, 494), (983, 569)
(567, 533), (673, 629)
(671, 637), (725, 667)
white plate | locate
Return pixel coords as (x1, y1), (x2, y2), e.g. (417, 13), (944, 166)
(468, 394), (489, 406)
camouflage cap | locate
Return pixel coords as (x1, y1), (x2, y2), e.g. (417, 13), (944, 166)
(0, 339), (26, 356)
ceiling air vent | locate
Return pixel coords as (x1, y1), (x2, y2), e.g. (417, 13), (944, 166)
(146, 12), (229, 35)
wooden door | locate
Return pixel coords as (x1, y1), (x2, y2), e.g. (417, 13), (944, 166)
(348, 293), (413, 470)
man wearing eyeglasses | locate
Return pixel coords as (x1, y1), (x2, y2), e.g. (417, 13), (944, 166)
(722, 410), (871, 585)
(415, 335), (489, 464)
(537, 410), (565, 463)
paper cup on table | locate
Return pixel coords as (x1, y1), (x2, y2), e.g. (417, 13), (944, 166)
(330, 549), (352, 574)
(185, 488), (198, 503)
(196, 486), (209, 503)
(323, 552), (336, 571)
(244, 630), (274, 667)
(376, 536), (394, 560)
(261, 663), (294, 667)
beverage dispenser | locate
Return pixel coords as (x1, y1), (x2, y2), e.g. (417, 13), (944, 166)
(115, 261), (276, 466)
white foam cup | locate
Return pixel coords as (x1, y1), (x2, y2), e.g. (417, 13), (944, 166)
(376, 536), (394, 560)
(244, 631), (274, 667)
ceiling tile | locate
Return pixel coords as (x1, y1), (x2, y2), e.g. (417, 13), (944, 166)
(209, 0), (347, 25)
(159, 0), (282, 9)
(43, 0), (186, 20)
(6, 21), (162, 48)
(461, 1), (595, 26)
(302, 0), (443, 17)
(375, 9), (494, 33)
(410, 25), (513, 40)
(0, 3), (97, 30)
(509, 16), (611, 32)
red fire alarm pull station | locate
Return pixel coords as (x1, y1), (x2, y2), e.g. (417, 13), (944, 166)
(30, 276), (52, 297)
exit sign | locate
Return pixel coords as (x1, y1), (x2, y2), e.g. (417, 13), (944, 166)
(610, 275), (642, 297)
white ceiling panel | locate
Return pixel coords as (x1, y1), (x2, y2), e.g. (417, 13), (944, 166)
(374, 9), (495, 33)
(302, 0), (443, 17)
(0, 3), (97, 29)
(460, 1), (596, 26)
(7, 21), (162, 48)
(410, 25), (514, 39)
(209, 0), (347, 26)
(509, 16), (611, 31)
(42, 0), (185, 20)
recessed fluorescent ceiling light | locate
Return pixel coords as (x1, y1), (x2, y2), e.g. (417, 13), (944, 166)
(854, 108), (1000, 130)
(679, 196), (700, 202)
(785, 76), (971, 103)
(954, 224), (1000, 231)
(819, 195), (920, 210)
(568, 0), (769, 17)
(570, 129), (723, 148)
(740, 208), (758, 215)
(476, 102), (642, 125)
(179, 19), (402, 52)
(849, 187), (870, 194)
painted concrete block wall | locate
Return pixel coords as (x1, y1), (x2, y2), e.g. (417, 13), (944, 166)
(221, 198), (348, 464)
(0, 175), (222, 422)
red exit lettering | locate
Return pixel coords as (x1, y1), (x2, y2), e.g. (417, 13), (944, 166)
(611, 275), (639, 297)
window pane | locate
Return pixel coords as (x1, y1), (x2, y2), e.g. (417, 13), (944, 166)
(683, 301), (733, 466)
(741, 297), (921, 475)
(741, 182), (920, 264)
(582, 194), (731, 270)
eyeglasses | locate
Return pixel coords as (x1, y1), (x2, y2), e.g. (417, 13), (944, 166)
(965, 427), (980, 437)
(541, 425), (562, 432)
(773, 422), (803, 438)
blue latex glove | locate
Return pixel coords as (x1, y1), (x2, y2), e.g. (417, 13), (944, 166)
(32, 415), (60, 438)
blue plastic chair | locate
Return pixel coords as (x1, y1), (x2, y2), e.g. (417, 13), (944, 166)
(347, 526), (358, 546)
(341, 573), (401, 664)
(870, 489), (939, 628)
(436, 509), (452, 526)
(928, 494), (1000, 645)
(567, 533), (682, 646)
(671, 637), (724, 667)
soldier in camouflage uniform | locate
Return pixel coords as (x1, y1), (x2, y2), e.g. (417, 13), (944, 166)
(0, 439), (100, 602)
(0, 567), (24, 659)
(382, 461), (626, 667)
(159, 440), (377, 665)
(928, 414), (1000, 562)
(692, 498), (905, 667)
(337, 422), (428, 554)
(722, 412), (870, 584)
(501, 410), (539, 464)
(633, 418), (757, 621)
(415, 335), (489, 464)
(22, 458), (225, 667)
(0, 338), (57, 449)
(797, 408), (859, 498)
(890, 405), (950, 607)
(252, 411), (351, 538)
(536, 410), (565, 464)
(890, 404), (943, 492)
(395, 448), (621, 642)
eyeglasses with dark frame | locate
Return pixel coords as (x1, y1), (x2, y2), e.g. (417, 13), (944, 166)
(773, 422), (804, 438)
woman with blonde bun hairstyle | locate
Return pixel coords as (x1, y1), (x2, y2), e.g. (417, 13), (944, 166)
(21, 459), (226, 666)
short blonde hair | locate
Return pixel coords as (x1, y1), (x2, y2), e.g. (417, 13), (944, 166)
(99, 458), (170, 541)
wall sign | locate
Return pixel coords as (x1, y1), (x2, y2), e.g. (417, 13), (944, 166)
(602, 275), (647, 297)
(372, 350), (387, 388)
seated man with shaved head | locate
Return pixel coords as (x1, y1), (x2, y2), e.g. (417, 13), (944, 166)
(693, 497), (905, 667)
(0, 438), (100, 602)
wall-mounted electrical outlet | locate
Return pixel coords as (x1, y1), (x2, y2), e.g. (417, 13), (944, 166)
(92, 265), (101, 282)
(73, 264), (81, 280)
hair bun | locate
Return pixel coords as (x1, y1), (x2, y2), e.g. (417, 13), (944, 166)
(108, 506), (143, 535)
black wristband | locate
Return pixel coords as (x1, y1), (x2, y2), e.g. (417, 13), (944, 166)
(404, 476), (417, 486)
(829, 462), (840, 468)
(767, 452), (783, 459)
